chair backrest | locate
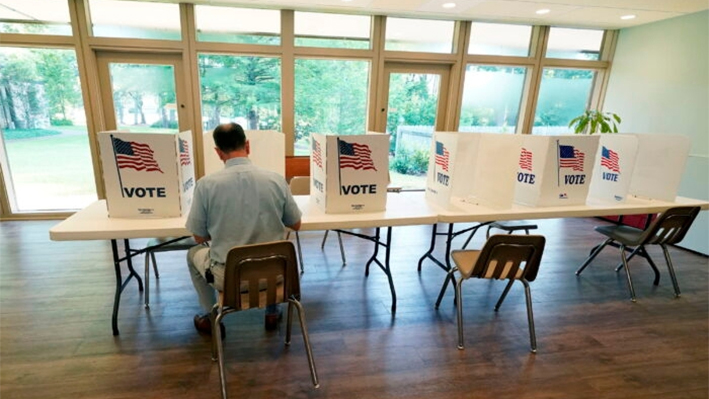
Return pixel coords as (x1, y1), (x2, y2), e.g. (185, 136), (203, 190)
(222, 241), (300, 311)
(466, 234), (546, 282)
(639, 206), (700, 246)
(289, 176), (310, 195)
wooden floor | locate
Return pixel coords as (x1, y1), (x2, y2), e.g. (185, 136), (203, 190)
(1, 217), (707, 399)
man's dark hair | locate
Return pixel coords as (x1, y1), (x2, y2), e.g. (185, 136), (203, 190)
(213, 122), (246, 152)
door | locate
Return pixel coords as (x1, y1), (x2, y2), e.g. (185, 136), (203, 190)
(95, 52), (189, 133)
(376, 63), (451, 190)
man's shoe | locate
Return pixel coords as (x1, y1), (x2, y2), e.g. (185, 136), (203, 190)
(193, 314), (226, 339)
(264, 307), (283, 331)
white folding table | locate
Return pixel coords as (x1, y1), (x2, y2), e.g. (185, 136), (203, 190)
(49, 192), (438, 335)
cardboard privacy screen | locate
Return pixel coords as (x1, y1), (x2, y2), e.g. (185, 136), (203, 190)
(425, 132), (522, 209)
(628, 134), (690, 202)
(587, 134), (638, 203)
(310, 133), (389, 213)
(203, 129), (285, 176)
(514, 135), (599, 207)
(98, 130), (195, 218)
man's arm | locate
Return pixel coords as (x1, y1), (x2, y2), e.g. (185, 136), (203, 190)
(287, 220), (301, 232)
(193, 234), (211, 244)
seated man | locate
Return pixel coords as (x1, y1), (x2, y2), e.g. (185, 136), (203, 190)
(186, 122), (301, 335)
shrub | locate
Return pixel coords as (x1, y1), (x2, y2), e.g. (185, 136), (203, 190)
(2, 128), (62, 140)
(389, 147), (429, 176)
(150, 120), (178, 129)
(50, 118), (74, 126)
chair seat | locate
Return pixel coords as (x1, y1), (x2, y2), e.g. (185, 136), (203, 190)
(490, 221), (538, 232)
(594, 225), (644, 245)
(147, 236), (198, 252)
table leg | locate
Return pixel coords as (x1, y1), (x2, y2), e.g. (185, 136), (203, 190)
(111, 239), (122, 336)
(123, 239), (143, 292)
(365, 228), (381, 277)
(417, 224), (438, 272)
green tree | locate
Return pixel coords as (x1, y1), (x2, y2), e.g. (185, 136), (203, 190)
(34, 50), (81, 123)
(199, 55), (281, 131)
(0, 52), (41, 129)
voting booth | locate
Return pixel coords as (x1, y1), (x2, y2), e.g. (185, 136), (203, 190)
(425, 132), (522, 209)
(203, 129), (285, 176)
(98, 130), (195, 218)
(628, 134), (690, 202)
(310, 133), (389, 213)
(514, 135), (599, 207)
(587, 134), (639, 203)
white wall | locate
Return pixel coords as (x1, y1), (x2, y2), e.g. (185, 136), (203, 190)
(604, 10), (709, 255)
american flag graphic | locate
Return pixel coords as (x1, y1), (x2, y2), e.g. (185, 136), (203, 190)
(179, 139), (191, 166)
(558, 144), (585, 172)
(600, 146), (620, 173)
(435, 141), (449, 172)
(519, 147), (533, 171)
(338, 140), (376, 171)
(312, 139), (323, 169)
(112, 137), (163, 173)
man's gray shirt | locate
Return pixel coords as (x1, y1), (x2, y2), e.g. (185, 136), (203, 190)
(186, 157), (301, 264)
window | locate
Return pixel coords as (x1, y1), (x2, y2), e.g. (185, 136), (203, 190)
(459, 65), (527, 133)
(89, 0), (181, 40)
(385, 17), (455, 53)
(294, 59), (370, 156)
(107, 63), (180, 132)
(468, 22), (532, 57)
(546, 28), (604, 60)
(0, 47), (96, 212)
(532, 68), (596, 135)
(198, 54), (281, 132)
(295, 12), (370, 49)
(0, 0), (72, 35)
(195, 6), (280, 45)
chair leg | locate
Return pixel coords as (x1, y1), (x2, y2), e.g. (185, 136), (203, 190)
(321, 230), (329, 250)
(576, 238), (613, 275)
(212, 308), (229, 399)
(614, 245), (641, 272)
(295, 232), (304, 274)
(144, 251), (151, 309)
(289, 298), (320, 388)
(522, 279), (537, 353)
(619, 244), (637, 302)
(455, 277), (465, 350)
(494, 279), (515, 311)
(661, 244), (682, 298)
(151, 252), (159, 279)
(336, 231), (347, 265)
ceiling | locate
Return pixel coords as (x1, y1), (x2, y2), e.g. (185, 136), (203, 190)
(186, 0), (709, 29)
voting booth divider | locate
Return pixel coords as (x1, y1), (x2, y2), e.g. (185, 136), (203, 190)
(310, 133), (389, 214)
(202, 129), (285, 177)
(587, 134), (639, 203)
(514, 135), (599, 207)
(98, 130), (195, 218)
(425, 132), (522, 209)
(627, 134), (690, 202)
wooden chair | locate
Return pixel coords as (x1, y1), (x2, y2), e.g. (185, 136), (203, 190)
(288, 176), (346, 271)
(439, 234), (546, 352)
(576, 206), (700, 302)
(210, 240), (319, 399)
(143, 236), (197, 308)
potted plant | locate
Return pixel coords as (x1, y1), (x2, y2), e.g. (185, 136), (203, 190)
(568, 109), (621, 134)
